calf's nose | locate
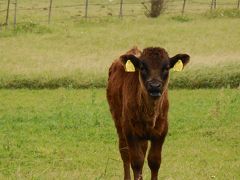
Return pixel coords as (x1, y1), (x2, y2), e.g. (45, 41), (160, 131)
(149, 82), (161, 89)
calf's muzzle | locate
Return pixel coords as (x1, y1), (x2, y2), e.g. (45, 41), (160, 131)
(146, 81), (162, 98)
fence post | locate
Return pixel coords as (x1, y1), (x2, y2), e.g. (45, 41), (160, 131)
(210, 0), (213, 11)
(14, 0), (17, 29)
(237, 0), (240, 9)
(48, 0), (53, 24)
(214, 0), (217, 9)
(5, 0), (11, 27)
(0, 2), (1, 31)
(119, 0), (123, 18)
(85, 0), (88, 18)
(182, 0), (186, 15)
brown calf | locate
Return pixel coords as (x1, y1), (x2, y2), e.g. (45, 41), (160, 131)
(106, 47), (190, 180)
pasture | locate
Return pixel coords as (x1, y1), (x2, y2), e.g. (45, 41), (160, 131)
(0, 89), (239, 179)
(0, 1), (240, 88)
(0, 0), (240, 179)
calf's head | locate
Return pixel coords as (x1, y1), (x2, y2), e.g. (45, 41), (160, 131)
(121, 47), (190, 99)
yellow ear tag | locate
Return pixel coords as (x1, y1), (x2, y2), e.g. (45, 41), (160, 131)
(173, 60), (183, 72)
(125, 60), (135, 72)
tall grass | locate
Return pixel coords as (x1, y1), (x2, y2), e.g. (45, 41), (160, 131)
(0, 64), (239, 89)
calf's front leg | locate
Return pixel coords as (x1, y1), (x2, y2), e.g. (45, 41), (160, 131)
(147, 138), (165, 180)
(126, 136), (145, 180)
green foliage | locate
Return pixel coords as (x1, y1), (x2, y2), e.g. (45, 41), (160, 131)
(205, 9), (240, 18)
(0, 22), (51, 37)
(0, 89), (239, 179)
(14, 22), (52, 34)
(170, 15), (192, 22)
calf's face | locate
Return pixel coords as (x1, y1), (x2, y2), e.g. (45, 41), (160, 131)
(121, 47), (190, 99)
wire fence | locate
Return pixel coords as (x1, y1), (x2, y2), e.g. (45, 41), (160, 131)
(0, 0), (239, 28)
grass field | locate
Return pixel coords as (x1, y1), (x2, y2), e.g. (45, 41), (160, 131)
(0, 1), (239, 179)
(0, 0), (240, 88)
(0, 89), (239, 179)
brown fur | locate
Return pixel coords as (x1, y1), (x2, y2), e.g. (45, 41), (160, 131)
(107, 47), (189, 180)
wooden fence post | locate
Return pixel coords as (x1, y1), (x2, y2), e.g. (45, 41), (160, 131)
(85, 0), (88, 18)
(237, 0), (240, 9)
(119, 0), (123, 18)
(214, 0), (217, 9)
(14, 0), (17, 29)
(48, 0), (53, 24)
(182, 0), (186, 15)
(5, 0), (11, 26)
(0, 2), (1, 31)
(210, 0), (214, 11)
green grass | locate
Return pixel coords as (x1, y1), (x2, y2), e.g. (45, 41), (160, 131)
(0, 89), (239, 179)
(0, 1), (239, 179)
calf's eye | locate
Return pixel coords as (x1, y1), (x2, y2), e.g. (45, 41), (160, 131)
(140, 66), (148, 75)
(162, 69), (169, 79)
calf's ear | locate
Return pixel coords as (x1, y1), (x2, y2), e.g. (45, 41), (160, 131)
(120, 54), (141, 70)
(169, 54), (190, 69)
